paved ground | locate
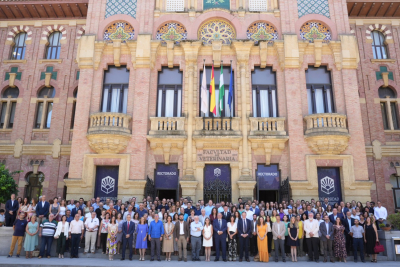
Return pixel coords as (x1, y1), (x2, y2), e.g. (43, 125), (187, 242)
(0, 256), (398, 267)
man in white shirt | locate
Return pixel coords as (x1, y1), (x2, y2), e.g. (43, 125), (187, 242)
(69, 214), (84, 258)
(198, 209), (208, 225)
(190, 216), (203, 261)
(84, 212), (99, 254)
(84, 207), (94, 220)
(67, 199), (75, 211)
(123, 205), (135, 221)
(245, 204), (254, 220)
(304, 213), (320, 263)
(374, 201), (388, 230)
(351, 209), (360, 220)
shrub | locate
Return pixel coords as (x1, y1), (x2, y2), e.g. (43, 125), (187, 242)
(388, 213), (400, 230)
(0, 164), (22, 205)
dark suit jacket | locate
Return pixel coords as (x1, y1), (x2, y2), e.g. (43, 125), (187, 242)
(213, 218), (227, 238)
(173, 221), (190, 239)
(304, 210), (314, 219)
(237, 218), (252, 237)
(221, 211), (231, 222)
(342, 217), (355, 234)
(329, 213), (344, 224)
(319, 221), (334, 241)
(122, 221), (135, 237)
(5, 199), (19, 214)
(71, 207), (83, 218)
(36, 201), (49, 217)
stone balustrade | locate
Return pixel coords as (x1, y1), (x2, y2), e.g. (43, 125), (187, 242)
(88, 112), (132, 135)
(194, 117), (241, 136)
(149, 117), (186, 135)
(304, 113), (348, 136)
(249, 117), (286, 136)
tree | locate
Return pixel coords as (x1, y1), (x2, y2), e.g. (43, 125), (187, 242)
(0, 164), (21, 205)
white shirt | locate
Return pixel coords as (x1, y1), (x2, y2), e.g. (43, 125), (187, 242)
(42, 201), (46, 207)
(245, 210), (254, 220)
(84, 213), (92, 220)
(374, 206), (388, 220)
(179, 221), (185, 235)
(228, 222), (237, 232)
(85, 217), (99, 230)
(304, 219), (320, 238)
(190, 222), (203, 237)
(69, 220), (84, 234)
(252, 220), (257, 232)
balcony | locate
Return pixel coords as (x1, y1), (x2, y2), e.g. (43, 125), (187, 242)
(194, 117), (241, 136)
(249, 117), (286, 136)
(304, 113), (350, 155)
(147, 117), (187, 164)
(87, 112), (132, 154)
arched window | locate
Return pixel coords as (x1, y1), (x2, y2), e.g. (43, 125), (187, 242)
(25, 172), (45, 202)
(10, 33), (27, 60)
(372, 31), (388, 59)
(35, 87), (55, 129)
(379, 87), (398, 130)
(45, 32), (61, 59)
(0, 87), (19, 129)
(102, 66), (129, 113)
(71, 88), (77, 129)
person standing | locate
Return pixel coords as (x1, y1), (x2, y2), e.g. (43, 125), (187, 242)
(54, 215), (69, 259)
(238, 211), (251, 262)
(50, 197), (60, 221)
(136, 216), (148, 261)
(364, 216), (379, 263)
(7, 212), (27, 258)
(272, 215), (286, 262)
(287, 216), (299, 262)
(24, 214), (39, 258)
(256, 216), (269, 262)
(319, 214), (334, 263)
(107, 216), (118, 260)
(68, 213), (84, 259)
(174, 213), (190, 262)
(163, 215), (175, 261)
(202, 217), (213, 262)
(38, 213), (57, 259)
(190, 215), (203, 261)
(213, 212), (228, 262)
(343, 211), (355, 254)
(149, 214), (164, 261)
(374, 201), (387, 230)
(250, 214), (258, 257)
(84, 212), (99, 254)
(121, 214), (135, 261)
(36, 195), (50, 225)
(296, 215), (304, 257)
(350, 219), (365, 263)
(333, 217), (347, 262)
(304, 212), (320, 262)
(227, 215), (238, 261)
(98, 213), (110, 254)
(5, 194), (19, 227)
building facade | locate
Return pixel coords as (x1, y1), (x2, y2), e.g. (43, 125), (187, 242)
(0, 0), (398, 212)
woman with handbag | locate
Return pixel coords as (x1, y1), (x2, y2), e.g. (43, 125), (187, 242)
(333, 217), (347, 262)
(54, 215), (69, 258)
(106, 215), (118, 260)
(364, 216), (379, 263)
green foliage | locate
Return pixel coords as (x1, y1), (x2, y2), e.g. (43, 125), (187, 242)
(379, 223), (385, 228)
(388, 213), (400, 230)
(0, 164), (22, 205)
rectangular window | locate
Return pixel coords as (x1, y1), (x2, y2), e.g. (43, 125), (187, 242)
(71, 102), (76, 129)
(35, 102), (44, 129)
(199, 66), (234, 117)
(45, 102), (53, 129)
(166, 0), (184, 12)
(101, 66), (129, 113)
(7, 102), (16, 128)
(0, 103), (7, 128)
(381, 102), (389, 130)
(306, 67), (334, 114)
(157, 67), (183, 117)
(251, 67), (277, 117)
(390, 102), (399, 130)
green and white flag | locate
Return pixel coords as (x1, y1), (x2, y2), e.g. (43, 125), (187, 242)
(219, 65), (224, 116)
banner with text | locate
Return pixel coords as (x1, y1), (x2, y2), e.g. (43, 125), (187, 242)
(155, 163), (179, 190)
(197, 149), (238, 162)
(257, 164), (280, 190)
(95, 166), (119, 202)
(317, 167), (342, 205)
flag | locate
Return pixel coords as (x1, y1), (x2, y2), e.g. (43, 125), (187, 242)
(200, 63), (208, 114)
(228, 66), (233, 115)
(219, 65), (224, 116)
(209, 64), (216, 115)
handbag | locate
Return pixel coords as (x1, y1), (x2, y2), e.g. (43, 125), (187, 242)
(374, 242), (384, 253)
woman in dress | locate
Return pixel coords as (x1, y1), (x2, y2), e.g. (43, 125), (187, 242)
(227, 215), (237, 261)
(77, 209), (84, 221)
(234, 211), (240, 224)
(162, 212), (169, 224)
(19, 197), (29, 214)
(59, 200), (66, 219)
(271, 209), (278, 223)
(23, 214), (39, 258)
(230, 206), (237, 216)
(359, 214), (365, 227)
(116, 213), (124, 254)
(266, 215), (273, 254)
(107, 216), (118, 260)
(84, 201), (91, 216)
(54, 215), (69, 259)
(283, 215), (290, 256)
(238, 204), (245, 215)
(326, 205), (333, 216)
(49, 197), (60, 221)
(265, 203), (272, 217)
(203, 217), (213, 262)
(279, 208), (285, 221)
(172, 213), (179, 255)
(296, 215), (304, 257)
(257, 210), (266, 221)
(209, 208), (218, 225)
(169, 205), (177, 218)
(364, 216), (379, 263)
(287, 216), (299, 262)
(98, 212), (110, 254)
(163, 215), (174, 261)
(301, 213), (308, 255)
(333, 217), (347, 262)
(27, 198), (37, 221)
(132, 212), (139, 254)
(136, 216), (149, 261)
(256, 216), (269, 262)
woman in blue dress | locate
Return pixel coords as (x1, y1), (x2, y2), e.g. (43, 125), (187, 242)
(136, 216), (148, 261)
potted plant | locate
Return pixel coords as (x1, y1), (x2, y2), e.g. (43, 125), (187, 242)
(388, 213), (400, 230)
(379, 223), (391, 231)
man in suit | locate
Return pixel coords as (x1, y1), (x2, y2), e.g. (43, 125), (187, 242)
(212, 212), (227, 262)
(121, 214), (135, 261)
(238, 211), (252, 262)
(36, 194), (49, 225)
(174, 213), (190, 262)
(5, 194), (19, 226)
(221, 205), (231, 222)
(250, 214), (258, 257)
(320, 215), (334, 263)
(321, 198), (330, 210)
(342, 211), (355, 254)
(272, 215), (286, 262)
(71, 202), (83, 218)
(328, 208), (344, 224)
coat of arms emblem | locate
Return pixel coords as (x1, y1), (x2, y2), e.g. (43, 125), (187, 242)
(320, 176), (335, 195)
(101, 176), (115, 194)
(214, 168), (221, 177)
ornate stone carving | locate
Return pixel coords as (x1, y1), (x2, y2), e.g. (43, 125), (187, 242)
(87, 134), (131, 154)
(305, 135), (349, 155)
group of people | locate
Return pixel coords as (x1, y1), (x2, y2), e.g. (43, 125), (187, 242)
(3, 193), (388, 263)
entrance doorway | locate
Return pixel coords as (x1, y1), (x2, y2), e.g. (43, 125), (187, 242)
(259, 190), (278, 203)
(204, 164), (231, 203)
(157, 189), (177, 200)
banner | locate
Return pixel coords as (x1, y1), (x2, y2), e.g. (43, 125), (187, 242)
(204, 164), (231, 184)
(317, 167), (342, 205)
(94, 166), (119, 202)
(155, 163), (179, 189)
(204, 0), (230, 10)
(257, 164), (280, 190)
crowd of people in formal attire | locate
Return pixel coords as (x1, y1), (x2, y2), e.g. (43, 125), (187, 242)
(2, 193), (388, 263)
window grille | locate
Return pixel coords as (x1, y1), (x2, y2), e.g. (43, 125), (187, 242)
(249, 0), (268, 11)
(166, 0), (184, 12)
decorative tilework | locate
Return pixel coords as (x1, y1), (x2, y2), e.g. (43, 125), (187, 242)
(203, 0), (230, 11)
(376, 66), (394, 81)
(247, 21), (278, 44)
(297, 0), (330, 18)
(156, 22), (187, 45)
(198, 20), (236, 45)
(300, 22), (331, 43)
(103, 22), (135, 43)
(5, 67), (21, 81)
(40, 66), (57, 81)
(105, 0), (137, 19)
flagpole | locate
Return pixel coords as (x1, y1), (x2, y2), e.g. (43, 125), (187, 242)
(221, 60), (223, 119)
(202, 59), (205, 130)
(230, 60), (232, 130)
(212, 60), (214, 130)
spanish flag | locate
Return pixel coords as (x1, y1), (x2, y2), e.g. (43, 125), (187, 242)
(209, 64), (216, 115)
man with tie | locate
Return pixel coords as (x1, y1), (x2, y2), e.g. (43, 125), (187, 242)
(343, 211), (355, 254)
(121, 214), (135, 261)
(5, 194), (19, 226)
(328, 208), (344, 224)
(250, 214), (258, 257)
(212, 212), (227, 262)
(222, 205), (231, 222)
(238, 212), (252, 262)
(36, 195), (50, 225)
(320, 215), (334, 263)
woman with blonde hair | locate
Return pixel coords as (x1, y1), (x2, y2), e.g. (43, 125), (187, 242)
(287, 216), (299, 262)
(296, 215), (304, 257)
(256, 216), (269, 262)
